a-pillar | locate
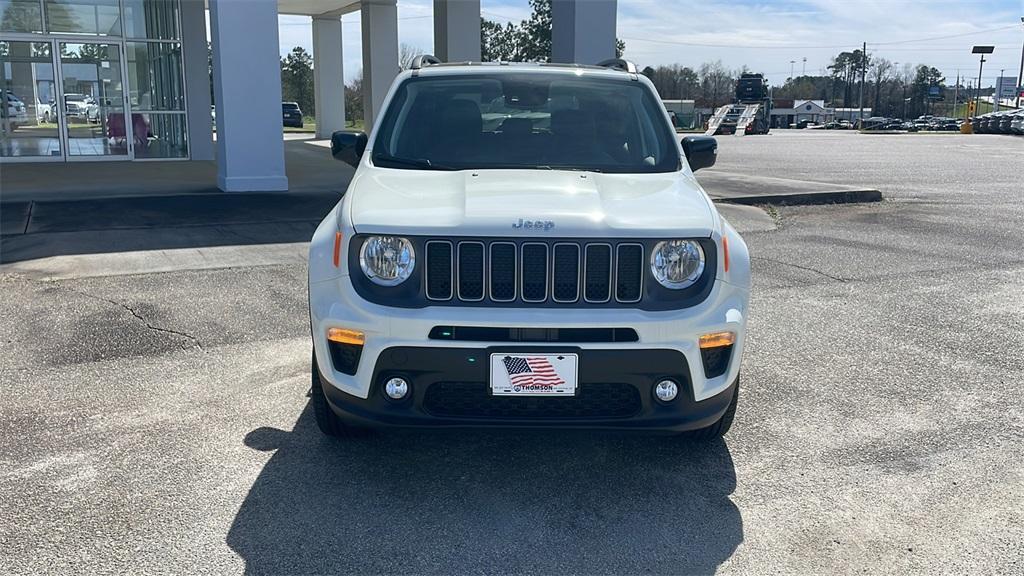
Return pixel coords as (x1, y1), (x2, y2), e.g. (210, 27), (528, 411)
(208, 0), (288, 191)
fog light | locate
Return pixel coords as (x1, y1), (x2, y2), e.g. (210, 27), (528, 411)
(654, 379), (679, 402)
(384, 377), (409, 400)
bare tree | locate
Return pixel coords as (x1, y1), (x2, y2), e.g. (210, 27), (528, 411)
(399, 43), (424, 71)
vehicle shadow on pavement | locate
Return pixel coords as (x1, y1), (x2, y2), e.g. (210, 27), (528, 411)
(228, 404), (742, 575)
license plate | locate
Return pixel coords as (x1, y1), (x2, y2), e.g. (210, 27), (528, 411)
(489, 353), (578, 396)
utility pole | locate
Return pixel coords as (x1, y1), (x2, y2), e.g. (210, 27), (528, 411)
(790, 60), (795, 79)
(858, 42), (867, 126)
(952, 71), (959, 117)
(995, 69), (1004, 111)
(802, 57), (807, 77)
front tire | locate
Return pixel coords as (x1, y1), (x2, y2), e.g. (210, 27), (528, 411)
(685, 380), (738, 440)
(311, 351), (369, 439)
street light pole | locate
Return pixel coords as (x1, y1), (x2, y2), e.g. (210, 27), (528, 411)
(972, 45), (995, 116)
(790, 60), (795, 79)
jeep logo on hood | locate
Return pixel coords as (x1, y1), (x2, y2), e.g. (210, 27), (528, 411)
(512, 218), (555, 231)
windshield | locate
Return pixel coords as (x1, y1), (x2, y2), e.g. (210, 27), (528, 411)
(371, 73), (680, 173)
(283, 103), (299, 111)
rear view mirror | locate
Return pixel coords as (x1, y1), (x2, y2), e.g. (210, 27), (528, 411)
(331, 130), (368, 167)
(681, 135), (717, 172)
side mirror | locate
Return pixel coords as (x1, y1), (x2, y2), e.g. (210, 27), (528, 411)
(331, 130), (368, 167)
(681, 135), (717, 172)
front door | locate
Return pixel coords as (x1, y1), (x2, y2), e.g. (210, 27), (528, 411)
(57, 41), (130, 160)
(0, 40), (62, 161)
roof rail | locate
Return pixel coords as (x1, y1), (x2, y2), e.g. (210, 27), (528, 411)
(410, 54), (442, 70)
(596, 58), (638, 74)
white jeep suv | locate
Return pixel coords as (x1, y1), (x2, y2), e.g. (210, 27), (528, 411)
(307, 59), (750, 439)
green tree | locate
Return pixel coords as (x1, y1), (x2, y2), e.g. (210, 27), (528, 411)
(480, 0), (625, 63)
(641, 64), (700, 99)
(281, 46), (314, 118)
(910, 65), (944, 117)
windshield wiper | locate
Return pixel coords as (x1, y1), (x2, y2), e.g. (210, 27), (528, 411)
(373, 155), (456, 171)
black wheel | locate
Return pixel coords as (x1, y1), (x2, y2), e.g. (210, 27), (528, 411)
(311, 351), (369, 439)
(685, 380), (738, 440)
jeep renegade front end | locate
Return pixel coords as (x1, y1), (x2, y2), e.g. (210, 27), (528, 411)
(308, 60), (750, 438)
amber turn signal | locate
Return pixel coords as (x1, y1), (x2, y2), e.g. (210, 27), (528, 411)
(722, 236), (730, 272)
(332, 231), (343, 268)
(699, 331), (735, 349)
(327, 328), (365, 345)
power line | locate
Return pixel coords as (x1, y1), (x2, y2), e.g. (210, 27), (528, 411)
(620, 23), (1021, 51)
(869, 24), (1020, 46)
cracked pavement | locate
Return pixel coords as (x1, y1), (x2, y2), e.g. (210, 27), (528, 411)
(1, 131), (1022, 574)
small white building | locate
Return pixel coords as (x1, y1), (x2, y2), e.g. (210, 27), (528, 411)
(770, 99), (834, 128)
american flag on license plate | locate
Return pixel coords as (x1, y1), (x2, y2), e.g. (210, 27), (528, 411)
(502, 356), (565, 388)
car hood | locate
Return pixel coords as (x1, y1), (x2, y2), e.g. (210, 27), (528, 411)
(346, 168), (716, 238)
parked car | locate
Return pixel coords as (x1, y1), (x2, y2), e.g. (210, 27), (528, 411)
(64, 93), (99, 123)
(998, 111), (1016, 135)
(1010, 111), (1024, 135)
(36, 97), (56, 123)
(2, 91), (30, 129)
(310, 59), (750, 439)
(282, 101), (303, 128)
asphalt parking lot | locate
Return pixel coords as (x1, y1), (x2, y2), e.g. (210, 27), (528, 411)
(1, 131), (1022, 574)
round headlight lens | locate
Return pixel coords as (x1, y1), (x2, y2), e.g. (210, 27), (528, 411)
(359, 236), (415, 286)
(650, 240), (705, 289)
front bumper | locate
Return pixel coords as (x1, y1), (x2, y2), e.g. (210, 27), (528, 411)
(310, 265), (748, 406)
(321, 347), (737, 431)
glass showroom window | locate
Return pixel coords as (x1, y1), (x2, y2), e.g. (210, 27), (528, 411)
(124, 0), (186, 159)
(123, 0), (178, 40)
(45, 0), (121, 36)
(0, 0), (44, 33)
(1, 40), (61, 158)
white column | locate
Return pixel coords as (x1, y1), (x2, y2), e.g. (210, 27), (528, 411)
(180, 0), (213, 161)
(361, 0), (400, 128)
(313, 17), (346, 139)
(208, 0), (288, 192)
(551, 0), (617, 65)
(433, 0), (481, 62)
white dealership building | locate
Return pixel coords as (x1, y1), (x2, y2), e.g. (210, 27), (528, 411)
(0, 0), (619, 191)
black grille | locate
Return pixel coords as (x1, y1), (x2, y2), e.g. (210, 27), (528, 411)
(521, 243), (548, 302)
(457, 242), (485, 301)
(489, 243), (516, 301)
(552, 244), (580, 302)
(584, 244), (612, 302)
(701, 344), (734, 379)
(423, 382), (641, 419)
(428, 240), (646, 305)
(425, 241), (453, 300)
(328, 341), (362, 375)
(616, 244), (644, 302)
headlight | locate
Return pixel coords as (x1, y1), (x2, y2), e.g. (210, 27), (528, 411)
(650, 240), (705, 289)
(359, 236), (415, 286)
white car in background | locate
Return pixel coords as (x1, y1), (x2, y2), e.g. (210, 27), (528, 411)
(2, 91), (30, 129)
(307, 58), (751, 440)
(64, 93), (99, 122)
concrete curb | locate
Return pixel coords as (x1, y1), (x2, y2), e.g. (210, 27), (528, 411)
(714, 188), (883, 206)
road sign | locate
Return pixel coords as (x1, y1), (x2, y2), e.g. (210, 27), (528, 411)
(996, 77), (1017, 99)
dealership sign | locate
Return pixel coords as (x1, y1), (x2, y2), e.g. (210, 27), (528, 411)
(996, 77), (1017, 99)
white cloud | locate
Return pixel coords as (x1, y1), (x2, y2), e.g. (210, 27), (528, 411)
(273, 0), (1023, 86)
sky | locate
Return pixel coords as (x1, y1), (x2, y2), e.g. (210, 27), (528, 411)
(276, 0), (1024, 87)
